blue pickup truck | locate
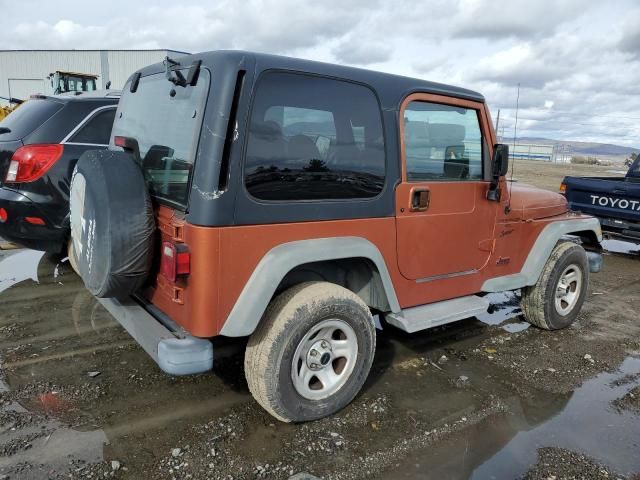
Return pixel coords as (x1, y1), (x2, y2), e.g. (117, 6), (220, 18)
(562, 156), (640, 243)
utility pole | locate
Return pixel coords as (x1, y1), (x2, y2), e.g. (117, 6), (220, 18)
(495, 109), (500, 134)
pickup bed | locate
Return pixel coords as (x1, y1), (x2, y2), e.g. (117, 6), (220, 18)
(562, 157), (640, 242)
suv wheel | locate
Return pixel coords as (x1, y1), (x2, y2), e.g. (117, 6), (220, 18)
(244, 281), (376, 422)
(521, 242), (589, 330)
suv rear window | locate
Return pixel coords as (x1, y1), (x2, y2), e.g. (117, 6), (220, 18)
(0, 99), (63, 142)
(69, 108), (116, 145)
(111, 69), (210, 209)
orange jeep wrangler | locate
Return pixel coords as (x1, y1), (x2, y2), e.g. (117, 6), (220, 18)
(69, 50), (603, 422)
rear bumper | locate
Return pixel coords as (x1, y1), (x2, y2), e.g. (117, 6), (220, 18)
(98, 296), (214, 376)
(0, 186), (67, 252)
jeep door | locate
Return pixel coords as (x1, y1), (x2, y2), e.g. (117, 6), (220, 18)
(395, 93), (498, 281)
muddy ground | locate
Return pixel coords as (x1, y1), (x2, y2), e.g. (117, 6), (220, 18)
(0, 160), (639, 480)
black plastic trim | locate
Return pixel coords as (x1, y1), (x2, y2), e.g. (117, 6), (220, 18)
(219, 70), (245, 192)
(130, 72), (141, 93)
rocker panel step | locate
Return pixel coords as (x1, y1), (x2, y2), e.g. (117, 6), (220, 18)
(386, 295), (490, 333)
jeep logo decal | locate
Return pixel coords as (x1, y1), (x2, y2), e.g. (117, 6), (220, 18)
(589, 195), (640, 211)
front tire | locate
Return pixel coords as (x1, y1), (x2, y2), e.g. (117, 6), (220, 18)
(244, 281), (376, 423)
(521, 242), (589, 330)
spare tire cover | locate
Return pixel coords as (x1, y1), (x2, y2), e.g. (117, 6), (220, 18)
(70, 149), (155, 298)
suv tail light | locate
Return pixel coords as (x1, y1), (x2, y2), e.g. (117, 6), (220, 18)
(5, 144), (64, 183)
(161, 242), (190, 282)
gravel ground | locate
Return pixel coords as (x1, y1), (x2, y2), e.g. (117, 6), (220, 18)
(613, 385), (640, 414)
(523, 447), (630, 480)
(0, 160), (639, 479)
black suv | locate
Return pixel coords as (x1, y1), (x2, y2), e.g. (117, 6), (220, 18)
(0, 91), (120, 253)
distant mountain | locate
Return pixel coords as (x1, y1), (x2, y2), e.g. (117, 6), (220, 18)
(514, 137), (639, 157)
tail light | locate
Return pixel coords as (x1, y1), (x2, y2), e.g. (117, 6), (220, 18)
(559, 183), (567, 194)
(0, 208), (7, 223)
(25, 216), (46, 225)
(5, 144), (64, 183)
(161, 242), (190, 282)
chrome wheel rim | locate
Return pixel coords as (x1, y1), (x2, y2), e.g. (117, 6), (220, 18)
(291, 319), (358, 401)
(554, 264), (583, 316)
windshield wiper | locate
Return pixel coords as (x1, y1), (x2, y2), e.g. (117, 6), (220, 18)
(164, 57), (202, 88)
(164, 57), (187, 86)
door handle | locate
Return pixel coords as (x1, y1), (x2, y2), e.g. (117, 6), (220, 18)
(410, 187), (430, 212)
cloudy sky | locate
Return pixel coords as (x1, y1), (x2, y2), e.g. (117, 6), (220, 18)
(2, 0), (639, 147)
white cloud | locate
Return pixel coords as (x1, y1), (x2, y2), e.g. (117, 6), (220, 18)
(452, 0), (585, 39)
(618, 11), (640, 59)
(332, 39), (393, 65)
(0, 0), (638, 146)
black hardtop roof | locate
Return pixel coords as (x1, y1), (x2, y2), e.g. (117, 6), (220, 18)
(133, 50), (485, 106)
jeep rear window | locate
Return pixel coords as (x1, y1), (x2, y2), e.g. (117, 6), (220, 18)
(111, 69), (210, 209)
(245, 72), (385, 201)
(0, 99), (63, 142)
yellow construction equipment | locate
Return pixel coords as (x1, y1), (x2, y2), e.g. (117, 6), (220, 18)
(0, 97), (22, 122)
(48, 71), (98, 95)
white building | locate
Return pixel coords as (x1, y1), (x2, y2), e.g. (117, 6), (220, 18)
(508, 143), (555, 162)
(0, 49), (186, 105)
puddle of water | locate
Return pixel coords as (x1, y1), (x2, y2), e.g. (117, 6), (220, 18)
(0, 372), (107, 476)
(0, 250), (45, 294)
(476, 291), (529, 333)
(500, 322), (530, 333)
(386, 356), (640, 479)
(0, 404), (107, 474)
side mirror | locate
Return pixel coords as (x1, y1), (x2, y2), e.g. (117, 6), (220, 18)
(493, 144), (509, 177)
(487, 144), (509, 201)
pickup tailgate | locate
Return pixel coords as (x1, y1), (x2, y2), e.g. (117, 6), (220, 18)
(564, 176), (640, 223)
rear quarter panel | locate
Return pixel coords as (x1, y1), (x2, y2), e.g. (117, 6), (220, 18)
(147, 206), (593, 338)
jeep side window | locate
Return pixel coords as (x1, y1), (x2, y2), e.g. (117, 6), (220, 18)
(244, 72), (385, 201)
(404, 101), (483, 181)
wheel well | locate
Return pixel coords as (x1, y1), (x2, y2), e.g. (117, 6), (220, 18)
(275, 258), (391, 312)
(571, 229), (601, 249)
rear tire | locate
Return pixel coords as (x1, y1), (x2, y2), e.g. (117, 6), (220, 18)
(244, 281), (376, 423)
(521, 242), (589, 330)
